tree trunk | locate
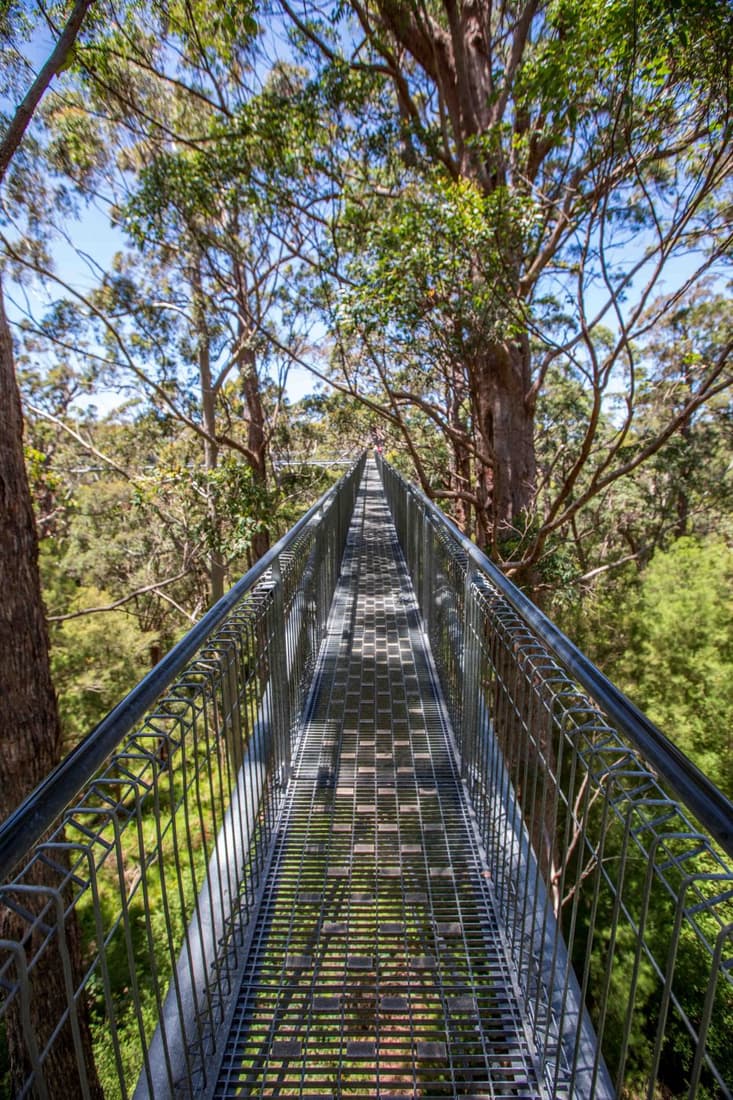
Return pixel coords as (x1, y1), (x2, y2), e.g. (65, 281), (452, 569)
(0, 283), (103, 1097)
(239, 342), (270, 563)
(191, 257), (226, 604)
(471, 337), (536, 552)
(674, 367), (694, 539)
(448, 368), (472, 533)
(369, 0), (538, 554)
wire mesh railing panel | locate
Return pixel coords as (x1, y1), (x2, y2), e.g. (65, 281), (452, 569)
(0, 457), (364, 1100)
(379, 456), (733, 1100)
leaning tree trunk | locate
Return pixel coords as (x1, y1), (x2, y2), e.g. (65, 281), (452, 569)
(471, 336), (536, 554)
(0, 283), (103, 1098)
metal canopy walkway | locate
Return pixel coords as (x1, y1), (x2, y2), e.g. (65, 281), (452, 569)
(211, 461), (544, 1097)
(1, 457), (733, 1099)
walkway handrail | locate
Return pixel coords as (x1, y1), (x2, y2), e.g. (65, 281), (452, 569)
(378, 457), (733, 859)
(0, 459), (362, 882)
(378, 454), (733, 1098)
(0, 454), (365, 1100)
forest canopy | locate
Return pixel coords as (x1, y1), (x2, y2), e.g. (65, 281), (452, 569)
(0, 0), (730, 769)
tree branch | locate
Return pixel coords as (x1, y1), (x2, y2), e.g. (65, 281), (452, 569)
(47, 569), (194, 622)
(0, 0), (95, 186)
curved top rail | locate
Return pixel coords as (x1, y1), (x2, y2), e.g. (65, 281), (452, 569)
(379, 456), (733, 860)
(0, 460), (362, 881)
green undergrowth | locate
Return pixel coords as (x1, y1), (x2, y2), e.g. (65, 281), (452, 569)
(74, 729), (240, 1097)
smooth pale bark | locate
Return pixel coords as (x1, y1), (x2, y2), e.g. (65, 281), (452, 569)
(233, 260), (271, 564)
(448, 404), (471, 533)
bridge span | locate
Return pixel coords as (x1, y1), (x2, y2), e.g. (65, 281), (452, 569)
(1, 457), (732, 1098)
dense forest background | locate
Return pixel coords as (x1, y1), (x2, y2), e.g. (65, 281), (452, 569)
(0, 0), (731, 793)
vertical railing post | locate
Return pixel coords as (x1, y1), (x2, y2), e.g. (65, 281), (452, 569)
(460, 568), (480, 780)
(421, 509), (432, 632)
(403, 486), (412, 575)
(305, 516), (322, 664)
(221, 636), (244, 776)
(412, 491), (420, 578)
(269, 556), (291, 787)
(327, 502), (334, 607)
(337, 470), (345, 572)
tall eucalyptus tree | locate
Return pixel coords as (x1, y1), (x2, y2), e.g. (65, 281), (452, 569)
(6, 0), (324, 601)
(0, 3), (106, 1094)
(284, 0), (733, 567)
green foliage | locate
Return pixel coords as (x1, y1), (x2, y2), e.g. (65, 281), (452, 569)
(49, 593), (157, 750)
(120, 67), (320, 249)
(74, 730), (230, 1096)
(21, 401), (329, 750)
(516, 0), (732, 159)
(39, 523), (161, 749)
(44, 95), (107, 183)
(133, 453), (275, 564)
(2, 1), (732, 1093)
(164, 0), (259, 67)
(561, 533), (733, 797)
(340, 173), (536, 354)
(659, 899), (733, 1096)
(620, 537), (733, 795)
(571, 820), (733, 1096)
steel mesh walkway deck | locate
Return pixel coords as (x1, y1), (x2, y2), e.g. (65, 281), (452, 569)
(211, 462), (543, 1098)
